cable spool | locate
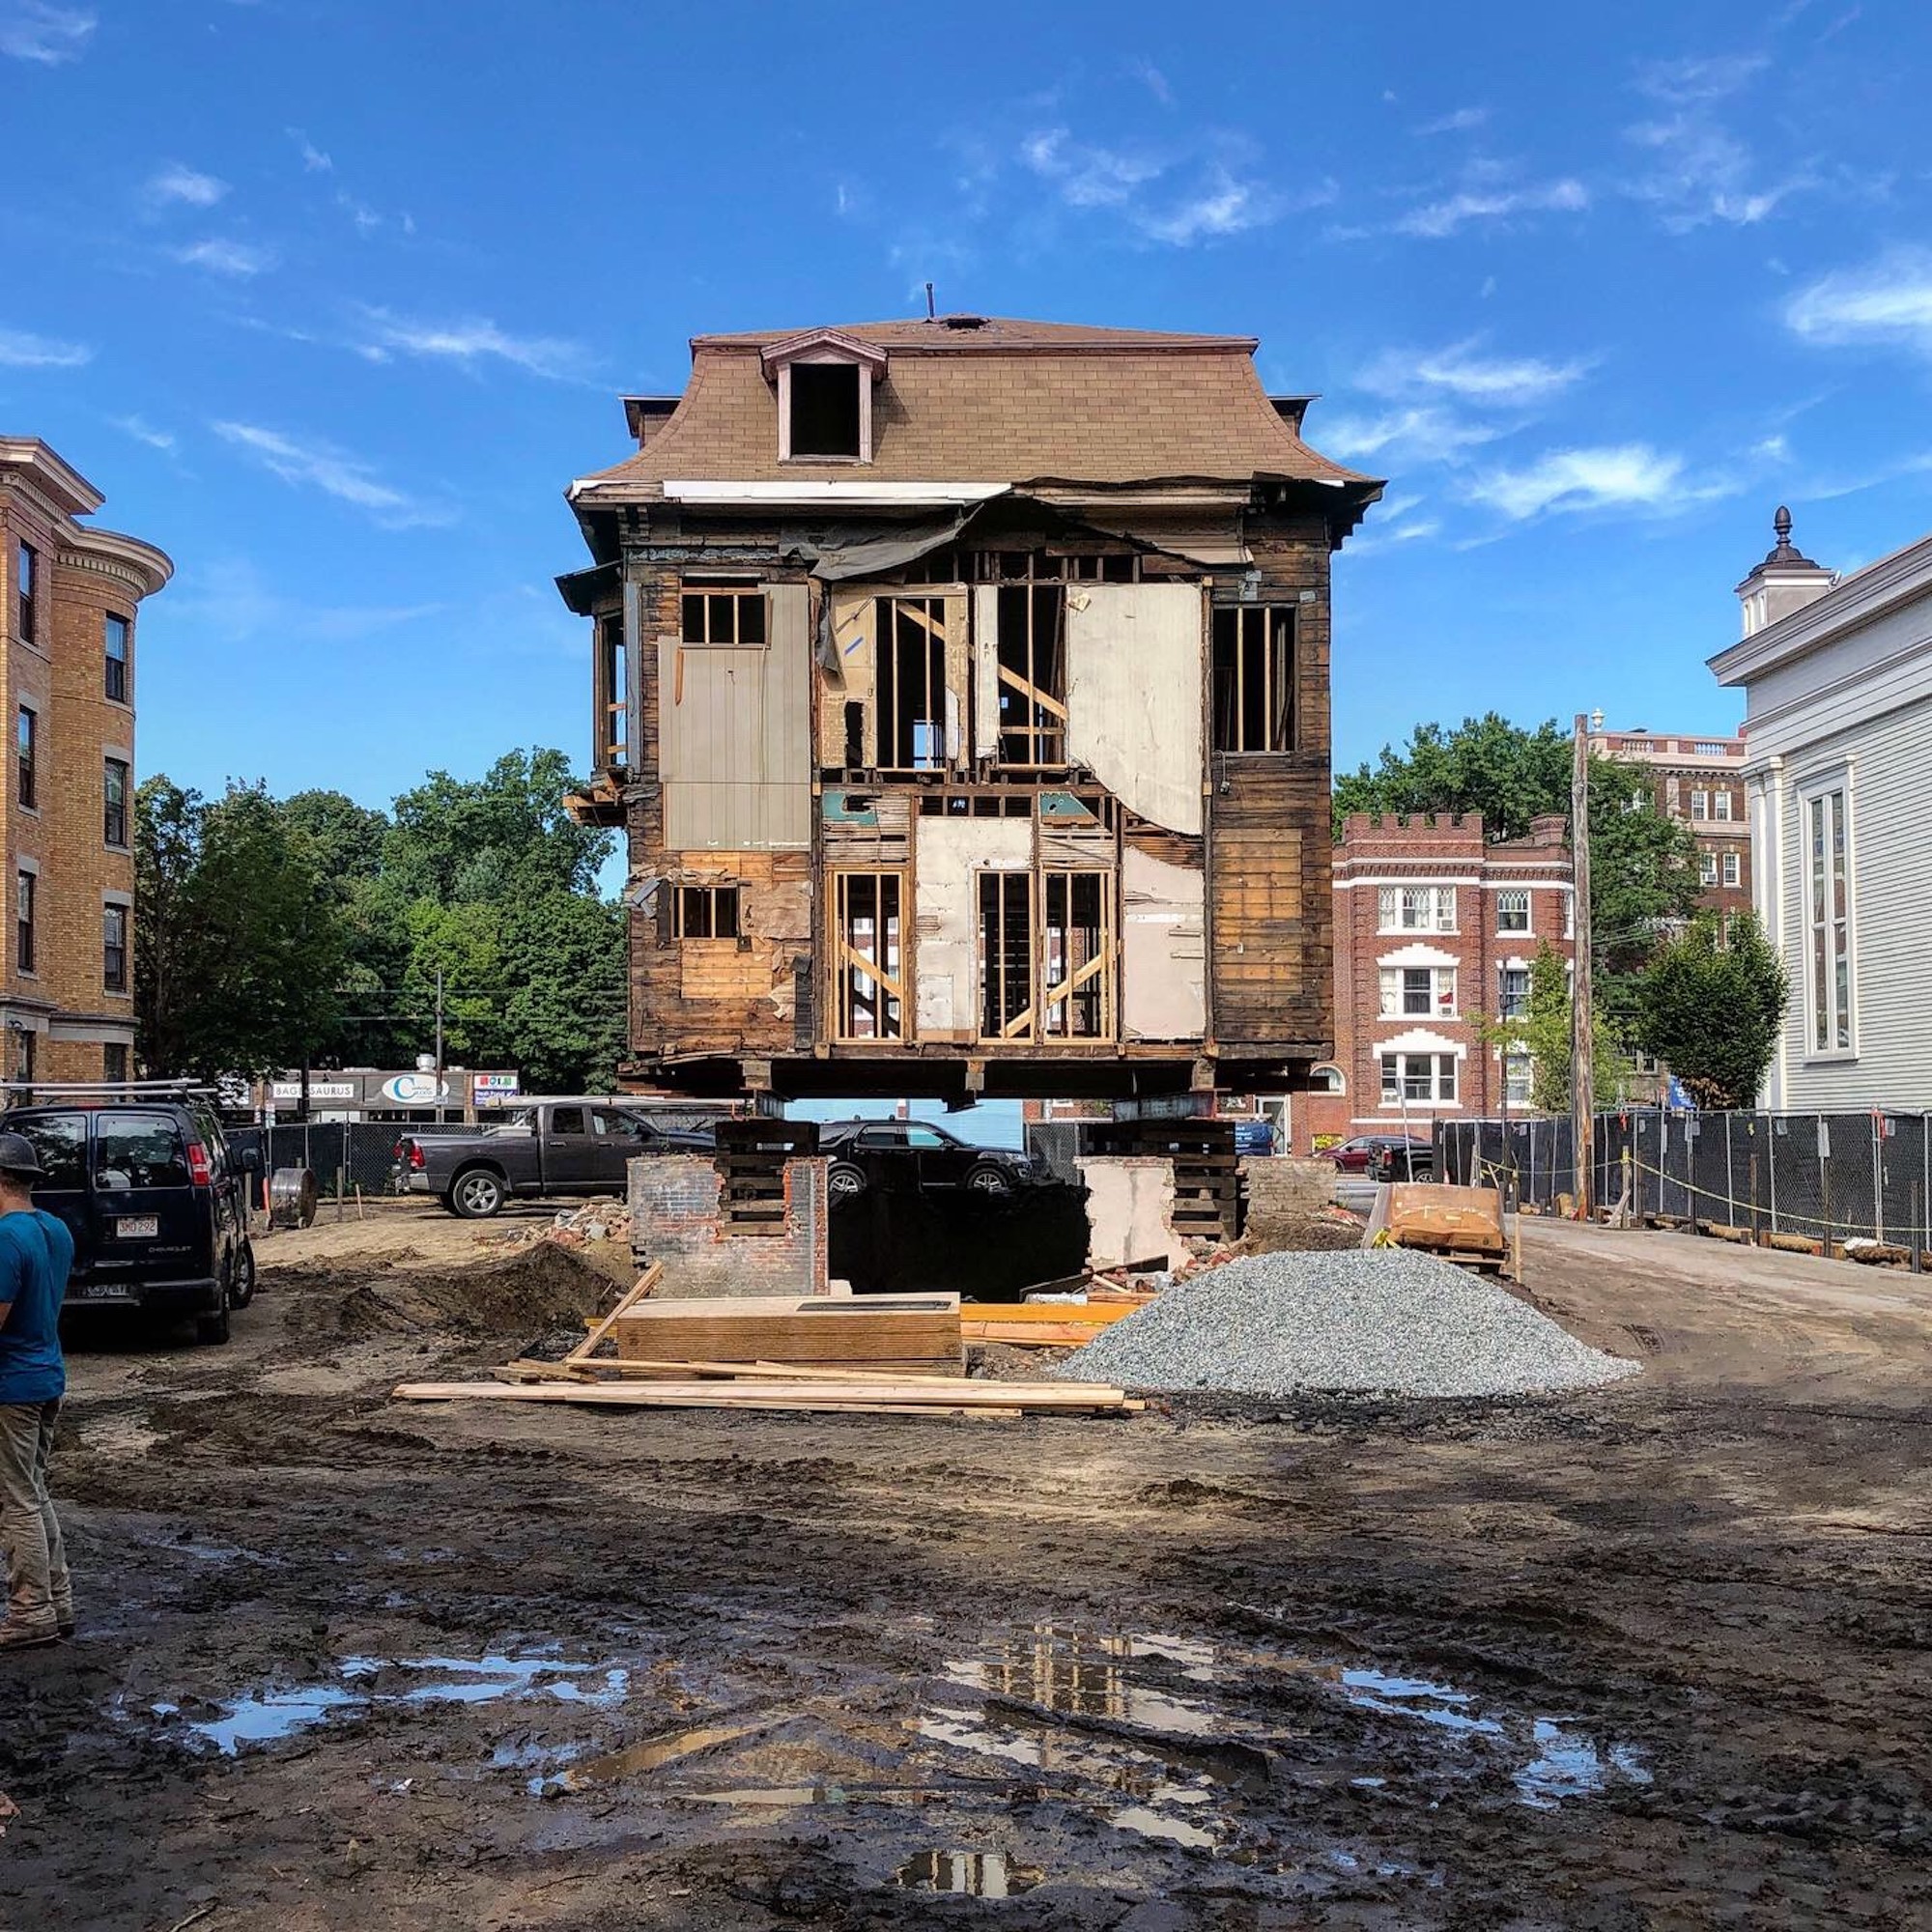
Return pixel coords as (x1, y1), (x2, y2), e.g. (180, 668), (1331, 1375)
(270, 1166), (318, 1230)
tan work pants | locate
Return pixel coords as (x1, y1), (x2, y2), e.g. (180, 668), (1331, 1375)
(0, 1400), (69, 1633)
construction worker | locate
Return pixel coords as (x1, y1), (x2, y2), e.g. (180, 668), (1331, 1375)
(0, 1132), (73, 1650)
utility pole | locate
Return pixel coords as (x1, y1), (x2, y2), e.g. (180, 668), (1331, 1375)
(434, 967), (445, 1094)
(1570, 712), (1596, 1221)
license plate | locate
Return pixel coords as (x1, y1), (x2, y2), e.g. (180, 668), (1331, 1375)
(115, 1216), (159, 1238)
(78, 1281), (138, 1300)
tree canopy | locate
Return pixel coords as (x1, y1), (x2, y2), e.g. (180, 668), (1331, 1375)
(135, 748), (626, 1093)
(1634, 912), (1787, 1109)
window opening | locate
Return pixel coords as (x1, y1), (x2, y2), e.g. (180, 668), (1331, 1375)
(103, 902), (128, 992)
(595, 613), (628, 766)
(789, 363), (861, 459)
(15, 542), (36, 646)
(1806, 787), (1851, 1053)
(875, 595), (947, 771)
(832, 870), (905, 1040)
(674, 885), (741, 940)
(1211, 606), (1293, 752)
(103, 757), (128, 847)
(1496, 888), (1529, 933)
(978, 871), (1035, 1040)
(1379, 1052), (1457, 1103)
(842, 700), (866, 770)
(105, 613), (129, 702)
(1498, 965), (1530, 1019)
(995, 583), (1065, 766)
(1721, 851), (1740, 888)
(102, 1042), (128, 1084)
(15, 706), (34, 810)
(1041, 871), (1113, 1039)
(680, 586), (767, 645)
(15, 869), (34, 974)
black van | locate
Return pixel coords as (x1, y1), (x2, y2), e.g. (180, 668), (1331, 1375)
(0, 1093), (259, 1345)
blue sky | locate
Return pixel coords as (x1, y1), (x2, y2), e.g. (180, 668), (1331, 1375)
(3, 0), (1928, 817)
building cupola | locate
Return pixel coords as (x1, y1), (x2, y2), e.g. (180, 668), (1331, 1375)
(1735, 505), (1835, 638)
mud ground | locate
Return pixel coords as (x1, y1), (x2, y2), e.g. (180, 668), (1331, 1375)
(3, 1205), (1929, 1930)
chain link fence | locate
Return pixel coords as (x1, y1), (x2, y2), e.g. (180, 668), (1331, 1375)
(1438, 1108), (1932, 1254)
(223, 1121), (479, 1198)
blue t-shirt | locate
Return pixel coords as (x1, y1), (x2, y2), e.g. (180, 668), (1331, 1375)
(0, 1209), (73, 1406)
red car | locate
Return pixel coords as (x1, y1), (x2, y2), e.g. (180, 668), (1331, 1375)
(1322, 1134), (1429, 1175)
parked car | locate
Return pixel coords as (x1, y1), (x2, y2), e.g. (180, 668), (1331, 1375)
(1323, 1133), (1430, 1175)
(398, 1098), (716, 1218)
(816, 1120), (1044, 1203)
(1371, 1140), (1437, 1184)
(0, 1091), (259, 1345)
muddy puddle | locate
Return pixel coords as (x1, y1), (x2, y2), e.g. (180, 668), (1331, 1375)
(136, 1610), (1653, 1898)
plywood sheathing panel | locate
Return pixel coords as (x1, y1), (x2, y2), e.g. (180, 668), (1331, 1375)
(1122, 842), (1206, 1039)
(1065, 583), (1205, 836)
(912, 813), (1031, 1040)
(661, 582), (810, 849)
(972, 583), (1001, 759)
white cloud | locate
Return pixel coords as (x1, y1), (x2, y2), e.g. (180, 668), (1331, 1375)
(1019, 127), (1321, 247)
(1623, 116), (1808, 230)
(111, 413), (175, 450)
(1634, 51), (1769, 105)
(1359, 337), (1593, 406)
(1128, 57), (1172, 105)
(1465, 443), (1698, 520)
(211, 421), (454, 528)
(0, 326), (91, 368)
(1020, 128), (1163, 211)
(1321, 404), (1507, 468)
(0, 2), (94, 64)
(1786, 249), (1932, 356)
(1394, 176), (1588, 238)
(351, 307), (589, 381)
(288, 127), (333, 173)
(147, 164), (229, 209)
(1414, 105), (1488, 136)
(172, 238), (277, 277)
(169, 555), (445, 645)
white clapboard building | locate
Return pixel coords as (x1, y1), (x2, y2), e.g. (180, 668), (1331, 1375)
(1709, 507), (1932, 1109)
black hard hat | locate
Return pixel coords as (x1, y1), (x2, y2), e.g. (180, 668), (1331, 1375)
(0, 1132), (45, 1181)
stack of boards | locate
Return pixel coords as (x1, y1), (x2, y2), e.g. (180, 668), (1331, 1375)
(959, 1296), (1151, 1349)
(392, 1289), (1140, 1421)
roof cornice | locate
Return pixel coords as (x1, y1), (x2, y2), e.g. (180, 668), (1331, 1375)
(61, 526), (173, 598)
(0, 436), (102, 517)
(1711, 527), (1932, 685)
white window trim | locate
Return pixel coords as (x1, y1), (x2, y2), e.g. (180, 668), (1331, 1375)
(1494, 887), (1532, 937)
(1378, 963), (1459, 1022)
(1798, 765), (1858, 1064)
(1721, 851), (1741, 887)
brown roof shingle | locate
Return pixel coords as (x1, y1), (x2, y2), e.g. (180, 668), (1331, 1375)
(573, 316), (1377, 501)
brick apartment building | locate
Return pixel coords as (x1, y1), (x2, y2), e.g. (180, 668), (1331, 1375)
(1, 439), (171, 1084)
(1302, 812), (1575, 1149)
(1589, 724), (1748, 915)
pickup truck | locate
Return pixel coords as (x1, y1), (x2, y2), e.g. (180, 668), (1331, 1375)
(397, 1099), (717, 1218)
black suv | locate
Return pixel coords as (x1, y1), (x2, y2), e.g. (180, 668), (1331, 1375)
(816, 1119), (1043, 1202)
(0, 1090), (259, 1345)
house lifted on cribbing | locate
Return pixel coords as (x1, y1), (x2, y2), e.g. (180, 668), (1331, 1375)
(557, 315), (1381, 1102)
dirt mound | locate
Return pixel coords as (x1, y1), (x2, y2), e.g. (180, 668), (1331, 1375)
(320, 1239), (615, 1340)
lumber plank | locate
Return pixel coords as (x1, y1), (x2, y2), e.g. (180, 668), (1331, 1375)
(568, 1262), (665, 1363)
(392, 1379), (1129, 1412)
(515, 1357), (970, 1385)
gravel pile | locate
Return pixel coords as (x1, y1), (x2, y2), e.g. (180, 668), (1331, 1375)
(1062, 1248), (1639, 1399)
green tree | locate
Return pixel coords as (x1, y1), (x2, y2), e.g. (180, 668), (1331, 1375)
(134, 779), (351, 1079)
(1634, 912), (1787, 1109)
(1474, 941), (1630, 1114)
(1334, 713), (1573, 842)
(385, 748), (612, 902)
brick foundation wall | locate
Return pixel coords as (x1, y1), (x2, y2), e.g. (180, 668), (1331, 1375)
(1240, 1155), (1336, 1237)
(627, 1153), (829, 1297)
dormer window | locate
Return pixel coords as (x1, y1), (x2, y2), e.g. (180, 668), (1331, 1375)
(761, 328), (888, 465)
(790, 363), (861, 458)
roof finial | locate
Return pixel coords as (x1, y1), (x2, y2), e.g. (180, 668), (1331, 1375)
(1763, 502), (1817, 567)
(1774, 503), (1793, 548)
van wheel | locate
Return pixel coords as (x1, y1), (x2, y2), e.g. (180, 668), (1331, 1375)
(449, 1168), (506, 1219)
(227, 1240), (257, 1310)
(196, 1291), (232, 1347)
(827, 1161), (867, 1201)
(965, 1163), (1014, 1197)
